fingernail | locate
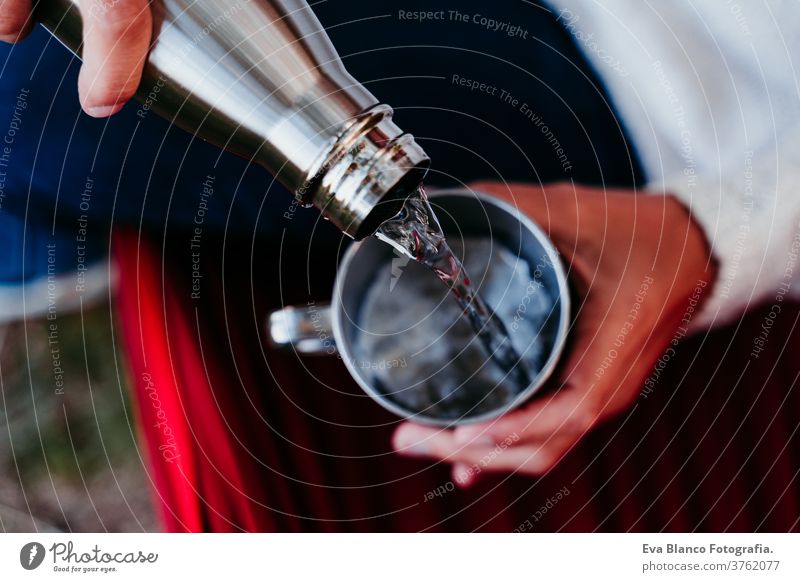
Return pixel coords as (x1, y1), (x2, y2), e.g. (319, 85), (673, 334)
(453, 463), (473, 487)
(394, 431), (431, 457)
(396, 440), (431, 457)
(84, 103), (123, 118)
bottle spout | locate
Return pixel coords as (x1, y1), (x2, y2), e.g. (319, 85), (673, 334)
(301, 104), (430, 240)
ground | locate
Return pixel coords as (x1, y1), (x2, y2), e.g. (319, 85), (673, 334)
(0, 300), (157, 532)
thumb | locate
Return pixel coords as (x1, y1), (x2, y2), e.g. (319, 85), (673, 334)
(0, 0), (33, 43)
(78, 0), (152, 116)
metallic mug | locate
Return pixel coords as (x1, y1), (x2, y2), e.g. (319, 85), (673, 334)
(268, 189), (571, 425)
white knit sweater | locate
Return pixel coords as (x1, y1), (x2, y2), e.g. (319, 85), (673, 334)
(547, 0), (800, 329)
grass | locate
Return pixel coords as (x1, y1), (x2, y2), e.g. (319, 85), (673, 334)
(0, 299), (158, 532)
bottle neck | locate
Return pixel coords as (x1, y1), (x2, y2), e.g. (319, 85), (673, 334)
(301, 105), (430, 240)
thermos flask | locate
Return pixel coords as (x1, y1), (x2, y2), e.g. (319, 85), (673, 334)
(34, 0), (430, 238)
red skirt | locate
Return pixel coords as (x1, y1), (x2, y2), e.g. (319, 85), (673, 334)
(113, 229), (800, 532)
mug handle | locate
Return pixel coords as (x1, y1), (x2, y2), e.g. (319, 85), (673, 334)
(267, 304), (337, 355)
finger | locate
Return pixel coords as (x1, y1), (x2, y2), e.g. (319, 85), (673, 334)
(0, 0), (32, 43)
(393, 422), (575, 476)
(393, 422), (495, 463)
(474, 441), (572, 475)
(78, 0), (152, 116)
(452, 387), (597, 446)
(468, 180), (581, 240)
(392, 422), (470, 459)
(469, 181), (550, 230)
(451, 462), (478, 488)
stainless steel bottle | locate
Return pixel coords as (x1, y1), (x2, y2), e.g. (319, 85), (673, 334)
(34, 0), (430, 239)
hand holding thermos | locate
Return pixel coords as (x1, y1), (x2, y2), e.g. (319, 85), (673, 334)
(0, 0), (151, 116)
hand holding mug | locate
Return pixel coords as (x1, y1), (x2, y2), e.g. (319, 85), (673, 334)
(393, 181), (716, 484)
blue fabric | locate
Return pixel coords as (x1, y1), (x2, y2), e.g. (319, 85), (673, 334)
(0, 26), (310, 233)
(0, 27), (321, 283)
(0, 214), (88, 283)
(0, 0), (643, 284)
